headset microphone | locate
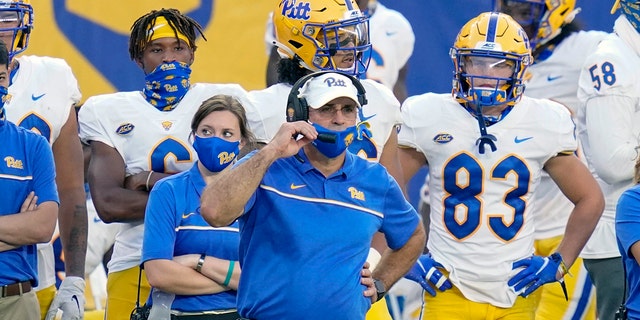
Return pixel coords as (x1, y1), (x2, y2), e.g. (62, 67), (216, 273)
(317, 133), (337, 143)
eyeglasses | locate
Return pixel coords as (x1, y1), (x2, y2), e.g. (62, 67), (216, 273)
(310, 105), (358, 120)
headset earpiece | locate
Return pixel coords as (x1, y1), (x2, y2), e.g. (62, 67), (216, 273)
(285, 70), (367, 123)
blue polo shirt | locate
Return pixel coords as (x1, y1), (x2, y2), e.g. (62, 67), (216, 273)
(142, 163), (239, 312)
(0, 119), (58, 287)
(616, 184), (640, 319)
(236, 149), (420, 319)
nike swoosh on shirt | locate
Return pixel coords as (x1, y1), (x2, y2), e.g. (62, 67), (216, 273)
(290, 183), (306, 190)
(546, 75), (562, 81)
(31, 93), (46, 101)
(514, 136), (533, 143)
(182, 212), (195, 219)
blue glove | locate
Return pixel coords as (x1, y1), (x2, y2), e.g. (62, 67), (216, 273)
(508, 253), (567, 298)
(404, 253), (452, 296)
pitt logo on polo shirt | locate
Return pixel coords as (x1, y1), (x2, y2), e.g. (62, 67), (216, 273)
(4, 156), (24, 169)
(348, 187), (365, 201)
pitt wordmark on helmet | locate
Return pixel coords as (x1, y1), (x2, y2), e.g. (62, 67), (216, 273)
(273, 0), (372, 77)
(493, 0), (579, 50)
(0, 0), (32, 59)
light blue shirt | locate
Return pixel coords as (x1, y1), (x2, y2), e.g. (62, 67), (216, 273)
(0, 119), (58, 287)
(143, 163), (239, 312)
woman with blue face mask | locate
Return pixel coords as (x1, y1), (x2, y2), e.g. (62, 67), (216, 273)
(141, 94), (256, 320)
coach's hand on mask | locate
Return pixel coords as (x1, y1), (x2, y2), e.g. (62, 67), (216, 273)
(45, 276), (85, 320)
(404, 253), (452, 296)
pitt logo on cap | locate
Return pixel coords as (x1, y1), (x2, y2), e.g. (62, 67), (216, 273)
(348, 187), (365, 201)
(324, 77), (347, 88)
(280, 0), (311, 20)
(4, 156), (23, 169)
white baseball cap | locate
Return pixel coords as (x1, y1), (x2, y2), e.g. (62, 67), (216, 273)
(298, 72), (362, 109)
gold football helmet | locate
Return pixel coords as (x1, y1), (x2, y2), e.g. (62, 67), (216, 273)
(273, 0), (371, 77)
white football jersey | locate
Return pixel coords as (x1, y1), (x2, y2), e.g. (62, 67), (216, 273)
(398, 93), (576, 307)
(79, 83), (252, 273)
(577, 16), (640, 259)
(523, 30), (607, 240)
(5, 55), (81, 290)
(248, 79), (401, 162)
(366, 3), (414, 90)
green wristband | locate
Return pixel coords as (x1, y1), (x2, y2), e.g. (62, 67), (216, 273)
(223, 260), (235, 287)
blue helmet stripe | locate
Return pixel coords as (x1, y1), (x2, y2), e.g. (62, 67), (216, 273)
(345, 0), (355, 11)
(486, 12), (499, 42)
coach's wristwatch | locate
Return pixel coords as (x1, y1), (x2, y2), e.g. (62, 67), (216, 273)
(373, 279), (386, 301)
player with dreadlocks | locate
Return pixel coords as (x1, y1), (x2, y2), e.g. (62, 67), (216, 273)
(78, 8), (253, 320)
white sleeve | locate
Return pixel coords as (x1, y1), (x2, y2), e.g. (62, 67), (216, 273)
(585, 94), (639, 184)
(264, 11), (275, 56)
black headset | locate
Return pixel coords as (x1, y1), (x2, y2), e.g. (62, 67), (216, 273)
(286, 70), (367, 123)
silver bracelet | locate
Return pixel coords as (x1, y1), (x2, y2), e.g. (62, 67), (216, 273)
(145, 171), (154, 192)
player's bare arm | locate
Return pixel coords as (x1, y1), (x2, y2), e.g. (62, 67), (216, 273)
(398, 146), (427, 190)
(545, 153), (604, 268)
(393, 62), (410, 103)
(379, 128), (405, 190)
(87, 141), (149, 223)
(53, 107), (88, 277)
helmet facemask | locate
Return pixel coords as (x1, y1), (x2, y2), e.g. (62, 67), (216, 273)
(273, 0), (371, 78)
(453, 53), (528, 108)
(451, 12), (533, 154)
(304, 16), (371, 77)
(0, 0), (32, 60)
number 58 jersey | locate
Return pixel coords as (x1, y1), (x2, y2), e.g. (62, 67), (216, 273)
(398, 93), (577, 307)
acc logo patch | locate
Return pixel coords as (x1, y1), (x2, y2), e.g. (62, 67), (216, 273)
(433, 133), (453, 144)
(116, 123), (135, 135)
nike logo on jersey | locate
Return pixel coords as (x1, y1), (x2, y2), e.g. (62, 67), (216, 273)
(93, 216), (102, 223)
(290, 183), (306, 190)
(385, 30), (397, 36)
(514, 136), (533, 143)
(182, 212), (195, 219)
(547, 75), (562, 82)
(358, 107), (376, 122)
(31, 93), (46, 101)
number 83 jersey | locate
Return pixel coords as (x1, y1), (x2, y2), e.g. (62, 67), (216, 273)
(398, 92), (577, 307)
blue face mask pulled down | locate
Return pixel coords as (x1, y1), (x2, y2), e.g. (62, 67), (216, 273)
(143, 61), (191, 111)
(192, 136), (240, 173)
(311, 123), (357, 158)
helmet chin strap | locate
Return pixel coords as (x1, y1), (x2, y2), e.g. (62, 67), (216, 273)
(468, 88), (505, 154)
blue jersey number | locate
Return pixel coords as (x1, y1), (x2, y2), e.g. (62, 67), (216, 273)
(148, 137), (193, 173)
(442, 152), (530, 242)
(588, 61), (616, 91)
(18, 113), (53, 142)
